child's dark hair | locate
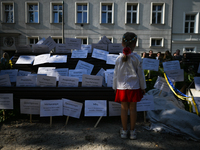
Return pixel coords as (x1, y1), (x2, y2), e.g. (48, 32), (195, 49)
(122, 32), (137, 62)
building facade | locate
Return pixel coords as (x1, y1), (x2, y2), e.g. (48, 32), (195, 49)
(1, 0), (173, 58)
(172, 0), (200, 55)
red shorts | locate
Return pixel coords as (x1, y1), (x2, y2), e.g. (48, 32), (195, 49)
(115, 89), (143, 103)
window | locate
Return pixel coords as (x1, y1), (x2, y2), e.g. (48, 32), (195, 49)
(75, 36), (88, 44)
(75, 2), (89, 24)
(100, 2), (114, 24)
(185, 14), (195, 33)
(150, 37), (164, 47)
(150, 3), (165, 24)
(27, 36), (39, 46)
(25, 2), (39, 23)
(125, 3), (139, 24)
(100, 36), (113, 43)
(50, 2), (63, 23)
(183, 47), (196, 53)
(51, 37), (63, 43)
(1, 2), (14, 23)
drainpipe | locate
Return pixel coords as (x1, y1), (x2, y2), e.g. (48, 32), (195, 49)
(170, 0), (174, 54)
(62, 1), (64, 44)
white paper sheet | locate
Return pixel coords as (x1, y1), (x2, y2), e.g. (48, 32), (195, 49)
(15, 45), (32, 53)
(84, 100), (107, 116)
(58, 76), (79, 87)
(154, 76), (170, 93)
(65, 38), (81, 50)
(81, 44), (92, 53)
(0, 93), (13, 109)
(49, 68), (69, 81)
(75, 60), (94, 75)
(37, 67), (56, 76)
(55, 44), (69, 53)
(36, 37), (45, 44)
(42, 36), (57, 51)
(92, 48), (109, 61)
(142, 58), (159, 71)
(71, 50), (88, 58)
(69, 69), (87, 82)
(47, 55), (67, 63)
(162, 60), (180, 72)
(92, 44), (107, 51)
(16, 55), (35, 64)
(40, 100), (63, 117)
(98, 36), (112, 44)
(16, 76), (37, 87)
(36, 75), (57, 87)
(20, 99), (41, 114)
(0, 74), (11, 87)
(107, 73), (114, 87)
(194, 77), (200, 91)
(63, 98), (83, 118)
(32, 44), (50, 53)
(108, 43), (123, 53)
(18, 70), (31, 76)
(33, 54), (50, 65)
(106, 54), (119, 65)
(104, 69), (114, 83)
(96, 68), (106, 87)
(0, 69), (18, 82)
(109, 101), (121, 116)
(165, 69), (184, 82)
(137, 95), (154, 111)
(82, 74), (103, 87)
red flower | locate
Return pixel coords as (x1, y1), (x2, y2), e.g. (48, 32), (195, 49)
(123, 47), (131, 56)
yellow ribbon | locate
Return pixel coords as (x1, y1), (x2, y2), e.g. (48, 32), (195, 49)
(164, 73), (199, 116)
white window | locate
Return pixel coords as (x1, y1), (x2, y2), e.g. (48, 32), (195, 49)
(51, 36), (63, 43)
(27, 36), (39, 46)
(150, 37), (164, 47)
(184, 13), (200, 33)
(75, 2), (89, 24)
(50, 2), (63, 23)
(150, 3), (165, 24)
(100, 2), (114, 24)
(183, 47), (196, 53)
(125, 3), (139, 24)
(75, 36), (88, 44)
(1, 2), (14, 23)
(25, 2), (39, 23)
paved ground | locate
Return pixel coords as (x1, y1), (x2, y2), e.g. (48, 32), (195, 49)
(0, 114), (200, 150)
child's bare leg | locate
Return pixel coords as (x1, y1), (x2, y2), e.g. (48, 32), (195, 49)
(121, 102), (129, 130)
(129, 102), (137, 130)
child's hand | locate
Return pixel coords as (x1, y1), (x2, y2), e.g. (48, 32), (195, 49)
(141, 89), (146, 95)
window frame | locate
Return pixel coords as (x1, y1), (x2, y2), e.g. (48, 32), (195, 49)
(50, 1), (63, 24)
(25, 1), (39, 23)
(75, 36), (89, 45)
(100, 2), (114, 24)
(125, 2), (139, 24)
(150, 37), (164, 48)
(75, 2), (89, 24)
(1, 1), (15, 23)
(183, 12), (199, 33)
(51, 36), (63, 44)
(27, 36), (40, 45)
(150, 2), (165, 25)
(183, 46), (196, 53)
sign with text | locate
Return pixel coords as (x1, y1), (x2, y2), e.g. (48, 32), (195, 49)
(106, 54), (119, 65)
(108, 43), (123, 53)
(15, 45), (32, 53)
(162, 60), (180, 72)
(36, 75), (56, 87)
(15, 55), (35, 64)
(18, 70), (31, 76)
(69, 69), (87, 82)
(0, 93), (13, 109)
(137, 95), (154, 111)
(65, 38), (81, 50)
(37, 67), (55, 76)
(42, 36), (56, 51)
(96, 68), (106, 87)
(92, 44), (107, 51)
(32, 44), (50, 53)
(82, 74), (103, 87)
(142, 58), (159, 71)
(109, 101), (121, 116)
(92, 48), (109, 61)
(1, 69), (18, 82)
(63, 98), (83, 118)
(20, 99), (41, 114)
(58, 76), (79, 87)
(16, 76), (37, 87)
(0, 74), (11, 87)
(98, 36), (111, 44)
(165, 69), (184, 82)
(107, 73), (114, 87)
(154, 76), (170, 93)
(84, 100), (107, 116)
(56, 44), (70, 53)
(49, 68), (69, 81)
(71, 50), (88, 58)
(81, 44), (92, 53)
(75, 60), (94, 75)
(40, 100), (63, 117)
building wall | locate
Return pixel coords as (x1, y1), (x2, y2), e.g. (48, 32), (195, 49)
(172, 0), (200, 54)
(0, 0), (173, 57)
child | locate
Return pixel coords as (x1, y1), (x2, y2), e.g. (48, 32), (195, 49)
(113, 32), (146, 140)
